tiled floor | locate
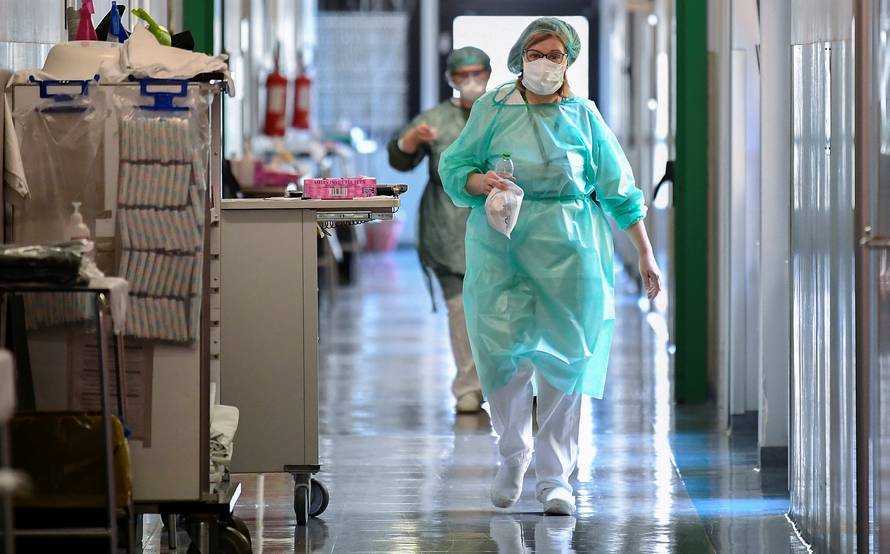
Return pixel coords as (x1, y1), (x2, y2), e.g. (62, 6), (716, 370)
(141, 251), (807, 553)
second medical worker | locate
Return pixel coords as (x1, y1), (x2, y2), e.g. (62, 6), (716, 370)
(388, 46), (492, 414)
(439, 18), (662, 515)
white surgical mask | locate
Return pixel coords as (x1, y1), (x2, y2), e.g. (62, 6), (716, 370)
(458, 78), (486, 102)
(521, 58), (565, 96)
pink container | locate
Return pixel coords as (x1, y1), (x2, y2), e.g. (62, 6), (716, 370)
(347, 177), (363, 198)
(360, 177), (377, 197)
(340, 177), (356, 198)
(302, 178), (319, 198)
(325, 178), (351, 199)
(302, 176), (378, 199)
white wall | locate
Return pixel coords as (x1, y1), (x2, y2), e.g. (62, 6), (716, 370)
(709, 0), (765, 426)
(0, 0), (65, 71)
(728, 48), (748, 417)
(758, 0), (791, 452)
(0, 0), (172, 73)
(727, 0), (762, 417)
(419, 0), (438, 112)
(222, 0), (317, 157)
(787, 0), (857, 549)
(709, 0), (732, 424)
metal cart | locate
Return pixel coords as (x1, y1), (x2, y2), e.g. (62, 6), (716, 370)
(219, 194), (402, 524)
(1, 282), (132, 552)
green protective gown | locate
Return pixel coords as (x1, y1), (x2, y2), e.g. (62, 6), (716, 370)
(387, 99), (473, 299)
(438, 84), (647, 399)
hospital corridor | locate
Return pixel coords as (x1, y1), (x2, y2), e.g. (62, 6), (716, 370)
(219, 252), (802, 552)
(1, 0), (890, 553)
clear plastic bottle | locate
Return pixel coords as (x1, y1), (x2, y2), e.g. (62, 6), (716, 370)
(66, 202), (91, 241)
(66, 202), (95, 260)
(495, 152), (514, 177)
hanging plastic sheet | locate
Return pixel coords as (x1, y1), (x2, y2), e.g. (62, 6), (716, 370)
(112, 79), (211, 344)
(11, 79), (108, 245)
(9, 81), (109, 330)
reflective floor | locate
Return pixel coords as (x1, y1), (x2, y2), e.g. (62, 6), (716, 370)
(142, 251), (808, 552)
(671, 410), (810, 553)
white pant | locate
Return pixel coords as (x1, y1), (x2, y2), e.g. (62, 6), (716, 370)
(488, 365), (582, 498)
(447, 295), (481, 399)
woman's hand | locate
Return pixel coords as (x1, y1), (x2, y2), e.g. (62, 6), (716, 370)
(466, 170), (515, 196)
(638, 254), (662, 300)
(623, 220), (661, 300)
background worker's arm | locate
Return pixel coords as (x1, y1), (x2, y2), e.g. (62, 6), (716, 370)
(388, 120), (438, 171)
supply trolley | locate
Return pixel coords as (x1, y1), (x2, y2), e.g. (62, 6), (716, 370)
(2, 280), (131, 553)
(7, 77), (250, 552)
(219, 193), (403, 525)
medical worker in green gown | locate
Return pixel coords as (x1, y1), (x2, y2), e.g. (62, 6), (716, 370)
(388, 47), (492, 414)
(439, 18), (662, 515)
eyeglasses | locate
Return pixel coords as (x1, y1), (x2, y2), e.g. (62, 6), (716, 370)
(524, 49), (567, 64)
(451, 69), (489, 81)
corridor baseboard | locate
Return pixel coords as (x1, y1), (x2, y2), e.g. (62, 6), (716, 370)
(730, 412), (758, 433)
(760, 447), (788, 470)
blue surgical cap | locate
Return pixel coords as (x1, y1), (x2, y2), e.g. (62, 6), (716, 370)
(447, 46), (491, 73)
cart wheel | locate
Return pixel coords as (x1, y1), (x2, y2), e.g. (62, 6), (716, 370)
(229, 516), (252, 546)
(295, 484), (310, 526)
(218, 525), (252, 554)
(310, 479), (330, 517)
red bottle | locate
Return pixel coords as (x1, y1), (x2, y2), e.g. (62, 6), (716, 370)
(263, 44), (288, 137)
(292, 56), (312, 130)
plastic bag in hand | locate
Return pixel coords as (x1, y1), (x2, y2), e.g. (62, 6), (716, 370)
(485, 181), (524, 239)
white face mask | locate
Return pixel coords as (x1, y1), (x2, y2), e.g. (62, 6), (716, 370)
(458, 78), (486, 102)
(521, 58), (565, 96)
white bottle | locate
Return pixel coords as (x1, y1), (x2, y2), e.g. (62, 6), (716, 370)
(235, 140), (256, 188)
(67, 202), (91, 241)
(495, 152), (514, 177)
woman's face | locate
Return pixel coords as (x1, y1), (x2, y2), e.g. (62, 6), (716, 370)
(524, 36), (568, 67)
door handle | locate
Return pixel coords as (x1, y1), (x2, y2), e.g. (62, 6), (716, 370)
(652, 160), (675, 204)
(860, 227), (890, 249)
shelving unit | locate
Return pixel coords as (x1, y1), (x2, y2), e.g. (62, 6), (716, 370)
(7, 78), (248, 552)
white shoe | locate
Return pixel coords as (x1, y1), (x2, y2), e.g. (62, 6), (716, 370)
(540, 487), (575, 516)
(456, 392), (483, 414)
(490, 458), (531, 508)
